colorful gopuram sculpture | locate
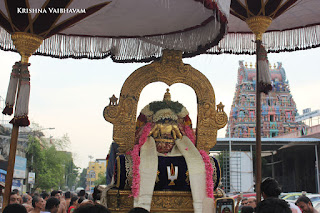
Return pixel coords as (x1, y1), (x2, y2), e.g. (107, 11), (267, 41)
(226, 61), (300, 138)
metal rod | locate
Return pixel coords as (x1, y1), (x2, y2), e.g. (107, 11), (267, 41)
(255, 40), (262, 202)
(272, 152), (275, 179)
(3, 124), (19, 208)
(229, 127), (232, 162)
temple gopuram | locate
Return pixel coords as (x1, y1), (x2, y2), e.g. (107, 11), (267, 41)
(226, 61), (301, 138)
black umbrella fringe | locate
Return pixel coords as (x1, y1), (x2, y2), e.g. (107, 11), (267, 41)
(0, 17), (226, 63)
(0, 24), (319, 61)
(207, 24), (320, 55)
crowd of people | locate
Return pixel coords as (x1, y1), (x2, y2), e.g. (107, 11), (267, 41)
(2, 177), (319, 212)
(234, 177), (319, 213)
(2, 189), (151, 213)
(5, 189), (101, 213)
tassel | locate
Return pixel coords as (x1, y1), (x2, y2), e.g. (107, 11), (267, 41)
(2, 62), (21, 115)
(10, 63), (30, 126)
(258, 44), (272, 94)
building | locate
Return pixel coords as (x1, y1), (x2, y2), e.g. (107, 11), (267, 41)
(276, 108), (320, 139)
(226, 61), (301, 138)
(86, 159), (106, 193)
(0, 125), (28, 193)
(212, 137), (320, 193)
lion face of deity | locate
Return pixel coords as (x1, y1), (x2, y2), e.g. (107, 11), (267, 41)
(135, 89), (194, 153)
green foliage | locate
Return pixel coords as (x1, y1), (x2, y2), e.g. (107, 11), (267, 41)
(61, 151), (79, 190)
(78, 168), (88, 189)
(94, 172), (106, 185)
(53, 134), (71, 151)
(26, 133), (78, 192)
(149, 101), (183, 114)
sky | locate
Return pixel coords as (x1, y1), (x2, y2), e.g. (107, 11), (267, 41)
(0, 48), (320, 169)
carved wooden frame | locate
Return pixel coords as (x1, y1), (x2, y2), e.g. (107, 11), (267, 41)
(104, 49), (227, 154)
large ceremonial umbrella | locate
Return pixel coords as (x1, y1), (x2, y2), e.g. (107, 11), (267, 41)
(0, 0), (231, 61)
(0, 0), (231, 207)
(211, 0), (320, 54)
(208, 0), (320, 201)
(0, 0), (112, 206)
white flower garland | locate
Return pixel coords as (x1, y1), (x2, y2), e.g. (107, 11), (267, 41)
(177, 107), (189, 118)
(141, 104), (154, 116)
(153, 109), (178, 122)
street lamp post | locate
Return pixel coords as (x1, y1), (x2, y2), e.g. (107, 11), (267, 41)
(87, 155), (94, 193)
(65, 172), (77, 190)
(32, 127), (55, 137)
(88, 170), (95, 193)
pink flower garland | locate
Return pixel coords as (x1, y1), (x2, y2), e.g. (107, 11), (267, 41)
(129, 122), (153, 197)
(184, 125), (196, 145)
(128, 122), (213, 199)
(199, 150), (214, 199)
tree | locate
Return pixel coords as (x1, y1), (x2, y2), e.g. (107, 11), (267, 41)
(60, 151), (79, 190)
(78, 168), (87, 189)
(26, 132), (78, 192)
(94, 172), (106, 185)
(53, 134), (79, 190)
(26, 136), (57, 191)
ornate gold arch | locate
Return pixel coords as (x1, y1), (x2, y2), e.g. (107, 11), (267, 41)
(103, 49), (227, 154)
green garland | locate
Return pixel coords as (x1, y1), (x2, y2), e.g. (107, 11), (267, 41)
(149, 101), (183, 114)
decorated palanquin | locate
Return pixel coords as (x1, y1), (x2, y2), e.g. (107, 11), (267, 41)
(102, 50), (228, 213)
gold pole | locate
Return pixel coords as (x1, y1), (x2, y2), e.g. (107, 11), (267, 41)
(2, 32), (43, 208)
(246, 16), (272, 203)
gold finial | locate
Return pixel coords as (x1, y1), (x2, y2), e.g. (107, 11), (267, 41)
(245, 62), (248, 68)
(246, 16), (272, 41)
(250, 62), (252, 68)
(273, 63), (276, 69)
(11, 32), (43, 64)
(269, 63), (271, 69)
(163, 88), (171, 102)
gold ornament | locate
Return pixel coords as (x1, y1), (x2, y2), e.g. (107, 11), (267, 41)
(149, 121), (182, 141)
(163, 88), (171, 101)
(246, 16), (272, 41)
(103, 49), (228, 154)
(107, 190), (194, 212)
(11, 32), (43, 64)
(185, 170), (190, 185)
(106, 189), (224, 212)
(156, 170), (160, 183)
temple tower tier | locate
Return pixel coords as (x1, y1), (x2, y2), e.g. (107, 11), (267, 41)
(226, 61), (301, 138)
